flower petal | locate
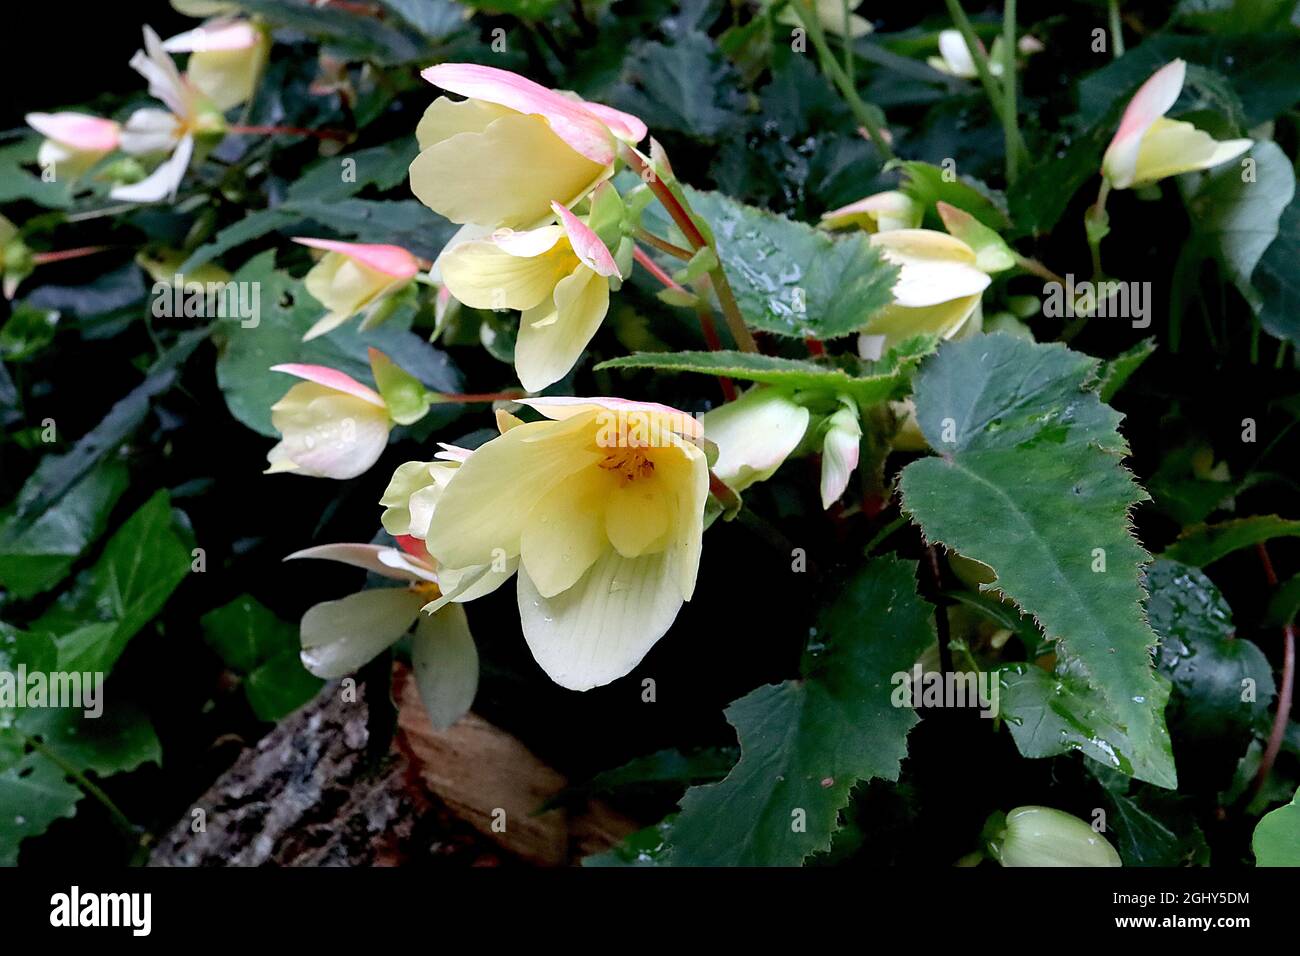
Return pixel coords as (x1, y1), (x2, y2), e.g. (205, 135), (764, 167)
(551, 201), (619, 277)
(266, 383), (390, 479)
(516, 547), (683, 690)
(515, 264), (610, 391)
(519, 468), (609, 597)
(438, 226), (570, 311)
(269, 363), (385, 405)
(285, 542), (436, 583)
(1129, 118), (1252, 187)
(702, 387), (810, 492)
(411, 603), (479, 730)
(421, 62), (616, 165)
(423, 414), (603, 569)
(293, 238), (420, 279)
(24, 112), (119, 151)
(871, 229), (991, 307)
(409, 112), (608, 229)
(299, 588), (424, 678)
(109, 134), (194, 202)
(1103, 59), (1186, 189)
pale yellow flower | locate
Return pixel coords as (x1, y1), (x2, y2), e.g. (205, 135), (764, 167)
(293, 238), (420, 340)
(422, 397), (708, 690)
(409, 63), (645, 230)
(1102, 59), (1252, 190)
(265, 364), (391, 479)
(701, 387), (809, 493)
(164, 19), (270, 112)
(820, 190), (922, 233)
(439, 201), (621, 391)
(24, 112), (121, 180)
(862, 229), (990, 349)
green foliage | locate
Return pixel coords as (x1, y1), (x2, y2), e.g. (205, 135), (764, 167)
(1253, 786), (1300, 866)
(666, 557), (934, 865)
(201, 595), (322, 722)
(900, 335), (1175, 788)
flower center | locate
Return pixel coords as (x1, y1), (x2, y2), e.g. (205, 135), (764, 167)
(599, 449), (655, 485)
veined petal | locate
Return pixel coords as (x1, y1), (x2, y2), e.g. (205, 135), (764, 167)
(423, 413), (604, 569)
(657, 434), (708, 599)
(409, 112), (609, 230)
(604, 478), (673, 558)
(517, 547), (683, 690)
(411, 603), (478, 730)
(439, 226), (571, 311)
(435, 556), (519, 606)
(702, 387), (810, 492)
(1103, 59), (1186, 189)
(109, 134), (194, 202)
(519, 468), (609, 597)
(515, 264), (610, 391)
(299, 587), (424, 678)
(421, 62), (617, 165)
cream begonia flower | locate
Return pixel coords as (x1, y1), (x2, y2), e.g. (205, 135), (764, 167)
(1101, 59), (1252, 190)
(24, 112), (121, 180)
(409, 63), (646, 230)
(820, 190), (922, 233)
(112, 25), (224, 203)
(291, 238), (421, 340)
(265, 364), (391, 480)
(862, 229), (991, 349)
(777, 0), (873, 39)
(163, 19), (270, 112)
(423, 397), (708, 691)
(702, 387), (810, 493)
(439, 201), (621, 391)
(287, 541), (478, 730)
(819, 396), (862, 510)
(927, 29), (1003, 79)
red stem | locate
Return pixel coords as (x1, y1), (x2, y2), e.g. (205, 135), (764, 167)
(805, 338), (826, 357)
(1251, 542), (1296, 802)
(632, 245), (685, 293)
(31, 246), (111, 265)
(436, 391), (525, 403)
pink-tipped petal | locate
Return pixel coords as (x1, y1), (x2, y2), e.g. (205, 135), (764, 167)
(285, 543), (437, 583)
(520, 396), (703, 438)
(270, 363), (386, 406)
(25, 112), (120, 151)
(580, 101), (647, 145)
(291, 237), (421, 279)
(163, 20), (260, 53)
(551, 202), (619, 277)
(421, 62), (616, 165)
(1103, 59), (1186, 188)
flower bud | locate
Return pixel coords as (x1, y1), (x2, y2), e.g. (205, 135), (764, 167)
(991, 806), (1121, 867)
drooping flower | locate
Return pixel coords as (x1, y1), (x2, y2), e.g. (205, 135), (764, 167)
(409, 62), (646, 230)
(820, 190), (922, 233)
(862, 229), (990, 349)
(265, 364), (391, 479)
(1101, 59), (1252, 190)
(111, 25), (225, 203)
(163, 19), (270, 111)
(287, 542), (479, 729)
(439, 200), (621, 391)
(777, 0), (873, 39)
(0, 213), (33, 300)
(819, 396), (862, 510)
(292, 238), (421, 340)
(23, 112), (121, 180)
(422, 397), (708, 691)
(927, 29), (1002, 79)
(701, 386), (810, 493)
(990, 806), (1122, 867)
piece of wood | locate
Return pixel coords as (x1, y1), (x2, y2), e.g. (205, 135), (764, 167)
(394, 669), (639, 865)
(148, 665), (637, 866)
